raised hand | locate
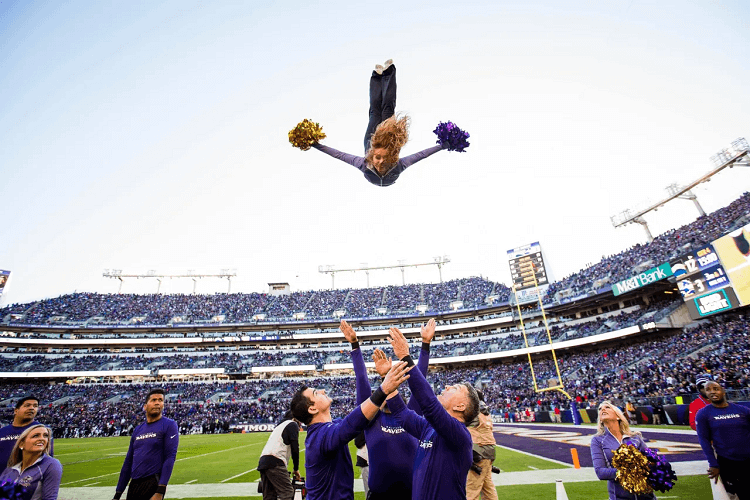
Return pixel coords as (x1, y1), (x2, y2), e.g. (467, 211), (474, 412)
(381, 360), (412, 394)
(340, 320), (357, 343)
(373, 348), (392, 377)
(421, 318), (436, 344)
(388, 327), (410, 360)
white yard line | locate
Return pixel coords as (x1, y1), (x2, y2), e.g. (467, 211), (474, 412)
(82, 482), (100, 487)
(495, 444), (572, 468)
(62, 443), (261, 485)
(527, 466), (538, 470)
(185, 480), (197, 484)
(221, 468), (257, 483)
(56, 446), (124, 456)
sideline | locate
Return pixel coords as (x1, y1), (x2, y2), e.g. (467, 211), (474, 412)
(58, 462), (709, 500)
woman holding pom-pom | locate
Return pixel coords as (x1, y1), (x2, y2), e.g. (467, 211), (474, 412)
(288, 60), (469, 187)
(591, 402), (657, 500)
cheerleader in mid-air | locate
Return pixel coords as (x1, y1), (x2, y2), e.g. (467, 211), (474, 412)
(289, 60), (470, 187)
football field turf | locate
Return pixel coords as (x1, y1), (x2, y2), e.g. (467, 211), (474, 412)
(56, 433), (712, 499)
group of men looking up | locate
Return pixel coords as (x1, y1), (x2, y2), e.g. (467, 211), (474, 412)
(290, 319), (481, 500)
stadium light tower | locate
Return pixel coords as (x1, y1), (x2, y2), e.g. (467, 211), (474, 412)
(318, 256), (451, 289)
(103, 269), (237, 294)
(610, 137), (749, 242)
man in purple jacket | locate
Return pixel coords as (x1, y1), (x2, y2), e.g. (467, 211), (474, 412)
(340, 319), (433, 500)
(696, 381), (750, 499)
(387, 326), (479, 500)
(291, 358), (412, 500)
(113, 388), (179, 500)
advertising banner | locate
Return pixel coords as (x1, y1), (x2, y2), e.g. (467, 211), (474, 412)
(611, 262), (672, 296)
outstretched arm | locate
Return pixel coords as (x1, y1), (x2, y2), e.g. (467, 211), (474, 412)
(389, 327), (469, 447)
(408, 319), (435, 414)
(341, 320), (373, 406)
(312, 143), (367, 173)
(397, 144), (445, 171)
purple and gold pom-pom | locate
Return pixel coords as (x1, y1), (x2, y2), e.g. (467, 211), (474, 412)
(0, 480), (27, 500)
(288, 119), (326, 151)
(612, 444), (652, 495)
(433, 121), (470, 152)
(644, 448), (678, 493)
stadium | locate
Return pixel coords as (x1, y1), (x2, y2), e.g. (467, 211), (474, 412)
(3, 3), (750, 500)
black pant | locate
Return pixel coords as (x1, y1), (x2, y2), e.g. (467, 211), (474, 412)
(127, 475), (159, 500)
(259, 465), (294, 500)
(718, 455), (750, 500)
(364, 64), (397, 153)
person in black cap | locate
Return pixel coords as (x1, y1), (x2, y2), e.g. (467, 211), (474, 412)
(0, 395), (53, 467)
(689, 375), (711, 431)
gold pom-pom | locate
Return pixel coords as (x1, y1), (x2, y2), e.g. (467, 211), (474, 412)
(288, 119), (326, 151)
(612, 444), (653, 495)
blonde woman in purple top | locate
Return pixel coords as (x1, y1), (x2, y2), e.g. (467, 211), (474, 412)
(590, 401), (656, 500)
(0, 424), (62, 500)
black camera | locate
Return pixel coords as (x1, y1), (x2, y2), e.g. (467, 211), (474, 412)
(491, 466), (501, 474)
(470, 462), (483, 475)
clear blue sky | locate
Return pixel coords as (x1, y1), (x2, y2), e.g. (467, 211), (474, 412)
(1, 0), (749, 304)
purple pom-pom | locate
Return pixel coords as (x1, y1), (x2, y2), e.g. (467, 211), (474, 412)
(433, 121), (470, 152)
(644, 448), (677, 493)
(0, 481), (27, 500)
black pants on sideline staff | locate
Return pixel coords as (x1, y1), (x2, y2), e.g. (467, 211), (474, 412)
(259, 465), (294, 500)
(127, 475), (159, 500)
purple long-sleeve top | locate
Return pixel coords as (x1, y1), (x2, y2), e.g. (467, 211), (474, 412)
(386, 362), (472, 500)
(0, 453), (62, 500)
(304, 406), (371, 500)
(115, 417), (179, 494)
(590, 430), (654, 500)
(312, 143), (444, 187)
(350, 345), (430, 495)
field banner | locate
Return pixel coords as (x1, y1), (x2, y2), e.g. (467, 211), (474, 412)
(611, 262), (672, 296)
(712, 223), (750, 306)
(0, 270), (9, 296)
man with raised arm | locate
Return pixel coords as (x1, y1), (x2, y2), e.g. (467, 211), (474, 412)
(113, 388), (179, 500)
(290, 356), (411, 500)
(340, 319), (434, 500)
(387, 325), (479, 500)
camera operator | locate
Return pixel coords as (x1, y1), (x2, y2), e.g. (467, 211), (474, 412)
(466, 390), (498, 500)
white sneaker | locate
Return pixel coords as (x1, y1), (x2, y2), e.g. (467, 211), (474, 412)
(383, 59), (393, 70)
(375, 64), (384, 75)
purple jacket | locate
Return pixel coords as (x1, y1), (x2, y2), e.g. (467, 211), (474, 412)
(312, 143), (444, 187)
(590, 431), (656, 500)
(0, 453), (62, 500)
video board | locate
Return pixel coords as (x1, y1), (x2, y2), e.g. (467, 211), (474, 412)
(507, 242), (548, 292)
(711, 222), (750, 306)
(671, 224), (750, 319)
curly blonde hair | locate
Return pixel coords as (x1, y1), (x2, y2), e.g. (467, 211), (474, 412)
(365, 114), (410, 171)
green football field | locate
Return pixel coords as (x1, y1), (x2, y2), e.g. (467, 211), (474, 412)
(56, 433), (712, 499)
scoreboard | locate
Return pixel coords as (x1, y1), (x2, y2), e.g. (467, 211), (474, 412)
(507, 242), (549, 291)
(670, 222), (750, 319)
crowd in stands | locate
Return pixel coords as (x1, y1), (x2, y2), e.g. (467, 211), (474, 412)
(1, 311), (747, 437)
(545, 192), (750, 300)
(0, 300), (676, 373)
(0, 277), (510, 326)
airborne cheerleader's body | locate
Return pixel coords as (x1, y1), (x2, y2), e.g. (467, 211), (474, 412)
(290, 60), (469, 187)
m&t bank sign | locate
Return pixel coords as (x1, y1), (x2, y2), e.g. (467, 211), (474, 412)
(612, 263), (673, 297)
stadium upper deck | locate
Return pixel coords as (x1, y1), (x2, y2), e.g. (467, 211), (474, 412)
(1, 192), (747, 330)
